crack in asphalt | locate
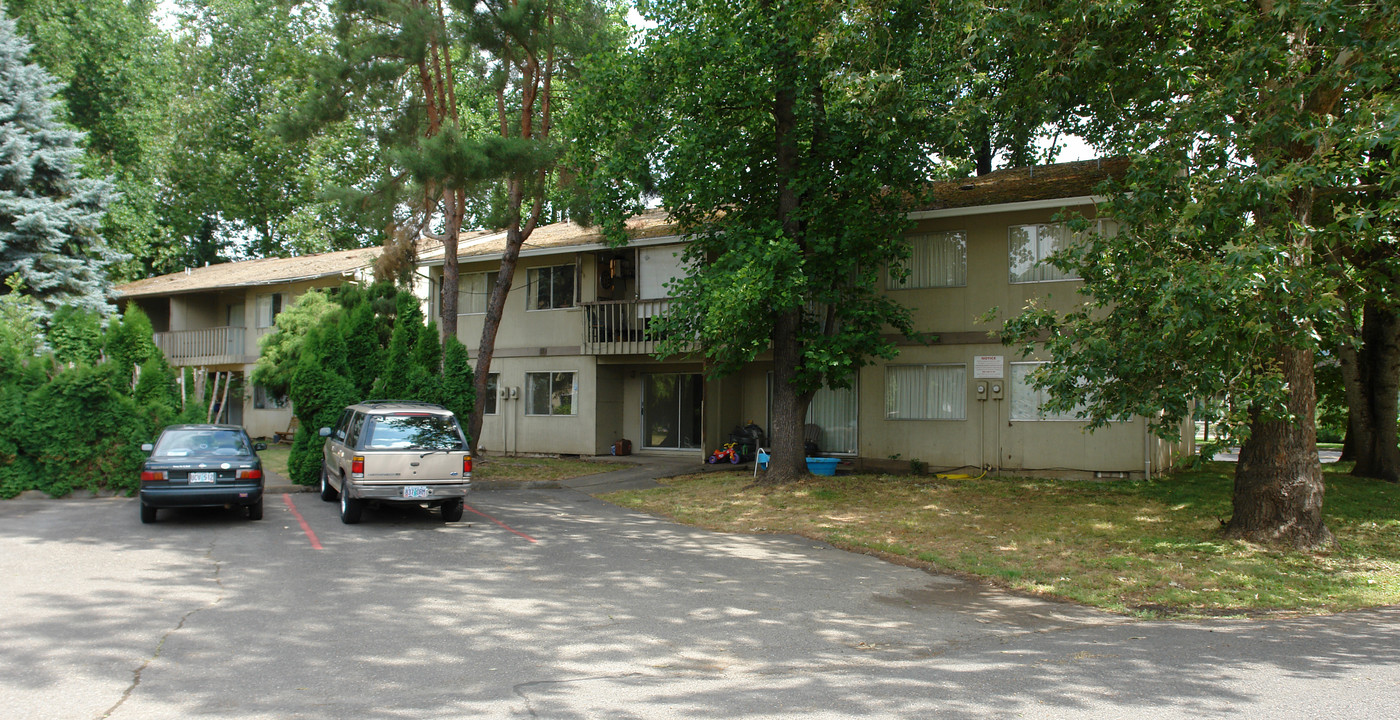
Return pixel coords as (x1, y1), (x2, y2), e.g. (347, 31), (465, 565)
(98, 543), (226, 720)
(512, 673), (646, 718)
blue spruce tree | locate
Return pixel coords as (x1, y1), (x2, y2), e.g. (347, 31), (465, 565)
(0, 11), (116, 320)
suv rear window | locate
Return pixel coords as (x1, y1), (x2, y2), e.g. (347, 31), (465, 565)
(363, 414), (464, 450)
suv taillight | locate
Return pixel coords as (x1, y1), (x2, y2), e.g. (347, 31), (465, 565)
(352, 456), (364, 476)
(463, 456), (472, 474)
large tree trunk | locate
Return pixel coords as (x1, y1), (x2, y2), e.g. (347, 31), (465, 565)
(765, 308), (816, 483)
(1224, 345), (1334, 550)
(1344, 301), (1400, 481)
(467, 196), (527, 455)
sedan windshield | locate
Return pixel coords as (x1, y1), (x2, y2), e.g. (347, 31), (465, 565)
(364, 414), (463, 450)
(153, 429), (252, 457)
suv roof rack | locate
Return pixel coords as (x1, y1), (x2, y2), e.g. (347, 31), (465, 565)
(358, 399), (449, 410)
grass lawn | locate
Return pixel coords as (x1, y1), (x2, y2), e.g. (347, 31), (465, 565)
(602, 461), (1400, 618)
(259, 443), (290, 478)
(466, 455), (612, 483)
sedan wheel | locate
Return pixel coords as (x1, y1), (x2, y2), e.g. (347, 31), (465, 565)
(247, 498), (264, 521)
(339, 480), (363, 524)
(319, 465), (338, 502)
(140, 503), (157, 524)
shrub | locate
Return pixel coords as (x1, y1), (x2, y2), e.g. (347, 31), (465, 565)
(286, 325), (357, 485)
(441, 336), (475, 438)
(47, 306), (104, 366)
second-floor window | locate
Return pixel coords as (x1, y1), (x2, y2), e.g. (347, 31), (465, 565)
(888, 231), (967, 289)
(1009, 220), (1117, 284)
(457, 271), (500, 315)
(255, 293), (284, 328)
(527, 265), (575, 310)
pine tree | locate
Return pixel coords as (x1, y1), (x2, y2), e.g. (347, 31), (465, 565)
(0, 13), (117, 319)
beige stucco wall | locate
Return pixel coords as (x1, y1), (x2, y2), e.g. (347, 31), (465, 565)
(417, 202), (1193, 475)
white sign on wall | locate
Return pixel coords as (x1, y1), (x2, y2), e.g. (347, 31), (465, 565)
(973, 355), (1004, 379)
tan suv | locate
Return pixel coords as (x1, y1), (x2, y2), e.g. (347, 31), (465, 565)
(318, 401), (472, 524)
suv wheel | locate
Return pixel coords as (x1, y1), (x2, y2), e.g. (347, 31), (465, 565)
(339, 480), (363, 524)
(319, 465), (338, 502)
(441, 498), (464, 522)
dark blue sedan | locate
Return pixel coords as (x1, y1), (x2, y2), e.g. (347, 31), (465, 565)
(138, 424), (266, 524)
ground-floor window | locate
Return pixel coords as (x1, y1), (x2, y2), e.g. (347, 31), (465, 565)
(765, 374), (859, 455)
(643, 373), (703, 449)
(1009, 362), (1084, 421)
(885, 364), (966, 420)
(482, 373), (499, 415)
(253, 384), (287, 410)
(526, 371), (576, 416)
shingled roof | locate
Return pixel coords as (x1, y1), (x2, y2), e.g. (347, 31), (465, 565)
(113, 246), (381, 299)
(916, 156), (1130, 211)
(417, 208), (679, 264)
(114, 159), (1126, 295)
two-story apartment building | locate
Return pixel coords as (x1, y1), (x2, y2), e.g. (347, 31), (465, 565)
(419, 158), (1193, 478)
(113, 247), (380, 439)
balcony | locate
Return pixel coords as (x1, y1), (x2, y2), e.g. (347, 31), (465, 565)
(153, 326), (248, 366)
(582, 299), (695, 356)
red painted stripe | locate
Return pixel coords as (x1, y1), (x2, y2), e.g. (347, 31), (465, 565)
(282, 494), (324, 550)
(464, 503), (538, 543)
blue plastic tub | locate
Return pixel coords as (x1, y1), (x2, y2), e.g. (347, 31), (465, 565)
(756, 451), (770, 470)
(806, 457), (838, 476)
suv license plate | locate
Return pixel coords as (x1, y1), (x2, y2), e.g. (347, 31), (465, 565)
(402, 486), (430, 499)
(188, 472), (216, 483)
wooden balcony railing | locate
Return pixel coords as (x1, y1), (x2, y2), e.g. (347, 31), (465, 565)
(582, 299), (694, 355)
(153, 326), (248, 366)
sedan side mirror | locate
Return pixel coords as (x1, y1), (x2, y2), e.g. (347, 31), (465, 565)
(319, 427), (332, 437)
(253, 442), (267, 451)
(140, 443), (154, 453)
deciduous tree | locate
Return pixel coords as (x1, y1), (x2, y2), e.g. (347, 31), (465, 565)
(996, 0), (1399, 548)
(572, 0), (958, 480)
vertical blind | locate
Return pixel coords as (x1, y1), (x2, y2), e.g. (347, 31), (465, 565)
(889, 231), (967, 289)
(885, 364), (966, 420)
(807, 384), (858, 454)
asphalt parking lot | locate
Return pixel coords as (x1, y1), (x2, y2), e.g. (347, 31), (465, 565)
(3, 485), (1400, 719)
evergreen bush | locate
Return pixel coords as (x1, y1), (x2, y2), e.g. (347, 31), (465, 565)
(286, 324), (357, 485)
(440, 335), (475, 442)
(48, 306), (104, 366)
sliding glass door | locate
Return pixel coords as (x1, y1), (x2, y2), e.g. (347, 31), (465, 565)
(643, 374), (703, 449)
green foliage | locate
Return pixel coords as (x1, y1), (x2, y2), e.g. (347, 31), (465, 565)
(0, 12), (118, 317)
(7, 0), (177, 281)
(440, 335), (475, 440)
(20, 363), (151, 497)
(252, 289), (340, 398)
(0, 274), (43, 358)
(47, 305), (104, 366)
(286, 324), (358, 485)
(103, 305), (158, 381)
(994, 0), (1399, 444)
(339, 299), (382, 397)
(371, 291), (424, 400)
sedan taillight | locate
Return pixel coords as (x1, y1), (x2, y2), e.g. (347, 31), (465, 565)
(238, 469), (262, 480)
(140, 470), (167, 482)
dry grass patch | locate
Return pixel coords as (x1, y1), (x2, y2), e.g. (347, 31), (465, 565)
(602, 462), (1400, 617)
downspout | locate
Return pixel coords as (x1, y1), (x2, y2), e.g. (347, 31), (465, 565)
(1144, 418), (1152, 481)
